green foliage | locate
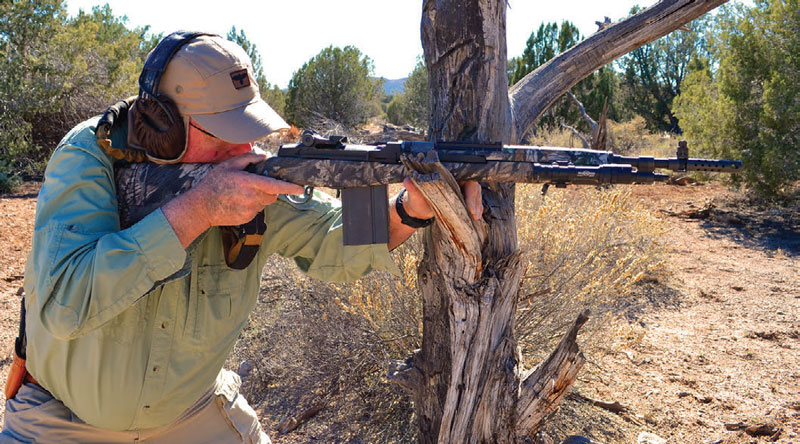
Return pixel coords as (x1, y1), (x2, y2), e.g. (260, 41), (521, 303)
(285, 45), (383, 128)
(0, 0), (154, 179)
(508, 21), (624, 135)
(226, 26), (285, 118)
(385, 95), (407, 126)
(401, 60), (429, 128)
(0, 159), (22, 194)
(66, 5), (156, 101)
(0, 0), (66, 171)
(508, 21), (581, 86)
(618, 8), (712, 133)
(385, 59), (429, 128)
(675, 0), (800, 197)
(0, 119), (29, 193)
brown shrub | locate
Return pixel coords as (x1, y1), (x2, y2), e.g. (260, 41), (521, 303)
(515, 185), (666, 362)
(231, 185), (665, 441)
(527, 116), (680, 158)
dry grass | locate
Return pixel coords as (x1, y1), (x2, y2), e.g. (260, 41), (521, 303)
(515, 185), (666, 363)
(608, 116), (676, 157)
(526, 116), (679, 158)
(230, 239), (422, 443)
(231, 176), (666, 441)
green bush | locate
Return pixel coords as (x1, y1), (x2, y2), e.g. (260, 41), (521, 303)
(0, 160), (22, 194)
(384, 60), (429, 129)
(385, 95), (408, 126)
(285, 46), (383, 129)
(0, 1), (154, 177)
(674, 0), (800, 198)
(0, 116), (34, 190)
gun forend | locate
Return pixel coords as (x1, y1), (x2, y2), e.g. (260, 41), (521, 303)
(533, 164), (669, 185)
(610, 155), (743, 173)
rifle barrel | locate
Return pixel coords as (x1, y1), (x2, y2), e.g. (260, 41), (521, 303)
(610, 155), (743, 173)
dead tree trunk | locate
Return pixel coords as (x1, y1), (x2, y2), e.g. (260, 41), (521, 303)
(389, 1), (729, 442)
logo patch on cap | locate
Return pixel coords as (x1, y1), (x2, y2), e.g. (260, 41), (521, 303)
(230, 69), (250, 90)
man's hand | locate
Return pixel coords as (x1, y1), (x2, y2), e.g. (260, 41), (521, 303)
(400, 178), (483, 221)
(163, 153), (304, 248)
(388, 178), (483, 249)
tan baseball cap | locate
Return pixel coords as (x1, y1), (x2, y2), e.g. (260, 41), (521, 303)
(158, 34), (288, 144)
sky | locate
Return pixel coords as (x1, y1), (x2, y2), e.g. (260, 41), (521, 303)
(66, 0), (669, 88)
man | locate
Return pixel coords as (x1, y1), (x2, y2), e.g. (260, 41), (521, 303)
(1, 34), (481, 442)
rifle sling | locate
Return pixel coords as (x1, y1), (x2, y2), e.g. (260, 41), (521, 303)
(220, 212), (266, 270)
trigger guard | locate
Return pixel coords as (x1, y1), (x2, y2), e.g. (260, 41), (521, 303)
(285, 186), (314, 205)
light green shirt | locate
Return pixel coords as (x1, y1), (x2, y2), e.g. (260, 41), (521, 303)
(23, 117), (399, 430)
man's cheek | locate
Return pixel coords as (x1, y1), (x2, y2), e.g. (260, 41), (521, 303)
(221, 144), (254, 162)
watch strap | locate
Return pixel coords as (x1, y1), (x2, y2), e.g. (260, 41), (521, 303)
(396, 188), (434, 228)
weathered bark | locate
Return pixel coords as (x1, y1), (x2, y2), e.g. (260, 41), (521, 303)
(394, 0), (729, 442)
(516, 311), (589, 432)
(510, 0), (729, 140)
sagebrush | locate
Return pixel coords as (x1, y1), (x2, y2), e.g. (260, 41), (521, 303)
(230, 184), (665, 441)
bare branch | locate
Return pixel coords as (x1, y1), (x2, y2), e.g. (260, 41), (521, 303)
(515, 310), (590, 437)
(509, 0), (729, 140)
(567, 90), (598, 134)
(559, 118), (590, 149)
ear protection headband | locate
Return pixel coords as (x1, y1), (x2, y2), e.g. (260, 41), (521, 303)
(138, 31), (214, 122)
(133, 31), (217, 163)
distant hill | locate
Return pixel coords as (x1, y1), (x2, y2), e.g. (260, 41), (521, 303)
(381, 77), (407, 95)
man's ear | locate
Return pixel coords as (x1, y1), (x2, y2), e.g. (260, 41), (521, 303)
(130, 95), (186, 161)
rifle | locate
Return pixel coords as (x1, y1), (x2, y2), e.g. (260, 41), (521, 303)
(115, 131), (741, 266)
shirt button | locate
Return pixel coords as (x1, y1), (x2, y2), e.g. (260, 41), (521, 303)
(143, 405), (150, 409)
(161, 321), (168, 329)
(152, 366), (160, 373)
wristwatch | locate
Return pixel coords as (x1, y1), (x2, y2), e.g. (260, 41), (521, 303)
(396, 188), (434, 228)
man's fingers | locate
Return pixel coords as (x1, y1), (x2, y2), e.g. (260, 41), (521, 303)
(217, 153), (304, 195)
(255, 176), (305, 196)
(461, 181), (483, 220)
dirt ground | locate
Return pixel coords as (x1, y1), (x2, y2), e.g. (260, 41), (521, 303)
(551, 183), (799, 444)
(0, 180), (797, 443)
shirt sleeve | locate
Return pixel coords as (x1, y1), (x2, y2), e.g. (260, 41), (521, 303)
(25, 121), (187, 340)
(261, 191), (401, 283)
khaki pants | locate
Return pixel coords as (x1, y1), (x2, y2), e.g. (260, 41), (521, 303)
(0, 369), (269, 443)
